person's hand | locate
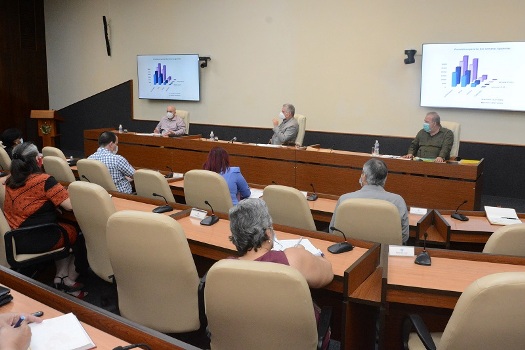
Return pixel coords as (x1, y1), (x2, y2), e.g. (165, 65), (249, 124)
(402, 154), (414, 159)
(434, 157), (445, 163)
(272, 118), (279, 127)
(0, 323), (31, 350)
(0, 313), (42, 327)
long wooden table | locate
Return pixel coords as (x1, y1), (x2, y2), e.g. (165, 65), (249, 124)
(84, 128), (484, 210)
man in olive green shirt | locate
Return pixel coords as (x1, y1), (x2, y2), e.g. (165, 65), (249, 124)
(403, 112), (454, 163)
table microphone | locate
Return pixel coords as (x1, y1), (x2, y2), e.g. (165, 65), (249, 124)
(200, 200), (219, 226)
(451, 200), (469, 221)
(81, 175), (91, 182)
(415, 232), (431, 266)
(328, 226), (354, 254)
(165, 165), (174, 178)
(152, 193), (173, 213)
(307, 183), (318, 201)
(229, 137), (237, 143)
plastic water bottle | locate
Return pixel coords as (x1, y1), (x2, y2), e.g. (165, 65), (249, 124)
(373, 140), (380, 155)
(118, 124), (123, 133)
(210, 131), (214, 141)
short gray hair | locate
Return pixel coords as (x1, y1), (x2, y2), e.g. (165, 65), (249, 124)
(229, 198), (273, 256)
(283, 103), (295, 117)
(426, 112), (441, 126)
(363, 158), (388, 187)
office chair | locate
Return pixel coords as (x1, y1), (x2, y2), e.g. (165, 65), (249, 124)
(184, 169), (233, 214)
(133, 169), (176, 202)
(42, 146), (67, 160)
(205, 259), (330, 350)
(333, 198), (402, 245)
(440, 121), (460, 159)
(43, 156), (76, 183)
(0, 184), (4, 210)
(294, 114), (307, 147)
(177, 109), (190, 134)
(106, 210), (201, 333)
(77, 159), (118, 192)
(482, 223), (525, 256)
(402, 272), (525, 349)
(68, 181), (116, 283)
(263, 184), (316, 231)
(0, 148), (11, 172)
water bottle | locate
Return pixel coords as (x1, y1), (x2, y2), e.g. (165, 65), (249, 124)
(210, 131), (214, 141)
(118, 124), (123, 133)
(373, 140), (380, 155)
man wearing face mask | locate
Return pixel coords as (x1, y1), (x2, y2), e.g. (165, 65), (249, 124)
(329, 158), (409, 244)
(403, 112), (454, 163)
(88, 131), (135, 194)
(153, 105), (186, 137)
(270, 103), (299, 145)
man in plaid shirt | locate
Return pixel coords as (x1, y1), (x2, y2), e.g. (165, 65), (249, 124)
(88, 131), (135, 194)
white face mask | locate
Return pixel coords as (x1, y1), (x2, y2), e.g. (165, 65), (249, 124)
(112, 145), (118, 155)
(279, 112), (286, 120)
(166, 112), (174, 119)
(19, 138), (23, 144)
(359, 175), (364, 187)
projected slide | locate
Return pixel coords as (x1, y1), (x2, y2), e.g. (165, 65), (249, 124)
(420, 42), (525, 111)
(137, 54), (200, 101)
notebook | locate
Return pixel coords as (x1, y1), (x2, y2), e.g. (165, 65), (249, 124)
(484, 206), (522, 226)
(28, 313), (95, 350)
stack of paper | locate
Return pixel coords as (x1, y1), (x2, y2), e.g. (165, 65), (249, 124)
(484, 206), (522, 226)
(273, 237), (323, 256)
(28, 313), (95, 350)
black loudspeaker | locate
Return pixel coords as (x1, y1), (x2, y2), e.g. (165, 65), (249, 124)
(103, 16), (111, 56)
(404, 49), (417, 64)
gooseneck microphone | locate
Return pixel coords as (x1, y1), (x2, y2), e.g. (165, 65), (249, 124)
(152, 193), (173, 213)
(328, 226), (354, 254)
(415, 232), (431, 266)
(451, 200), (469, 221)
(307, 183), (318, 201)
(200, 200), (219, 226)
(229, 137), (237, 143)
(165, 165), (174, 178)
(81, 175), (91, 182)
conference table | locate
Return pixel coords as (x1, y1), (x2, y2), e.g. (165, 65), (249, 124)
(84, 129), (484, 210)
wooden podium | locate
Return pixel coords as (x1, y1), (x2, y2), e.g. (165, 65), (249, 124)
(30, 110), (63, 147)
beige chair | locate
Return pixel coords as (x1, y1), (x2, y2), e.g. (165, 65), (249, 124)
(0, 148), (11, 171)
(68, 181), (116, 282)
(106, 210), (200, 333)
(77, 159), (117, 192)
(263, 184), (316, 231)
(0, 184), (4, 210)
(205, 259), (328, 350)
(294, 114), (307, 147)
(42, 146), (67, 160)
(177, 109), (190, 134)
(134, 169), (175, 202)
(43, 156), (76, 183)
(184, 170), (233, 214)
(403, 272), (525, 349)
(483, 223), (525, 256)
(441, 121), (460, 159)
(333, 198), (402, 245)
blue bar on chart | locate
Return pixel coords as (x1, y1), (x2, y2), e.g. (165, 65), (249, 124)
(451, 55), (488, 88)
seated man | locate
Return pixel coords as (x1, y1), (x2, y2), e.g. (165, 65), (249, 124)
(329, 158), (409, 244)
(403, 111), (454, 163)
(88, 131), (135, 194)
(270, 103), (299, 145)
(153, 105), (186, 137)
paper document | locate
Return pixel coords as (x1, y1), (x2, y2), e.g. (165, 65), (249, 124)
(249, 188), (263, 198)
(135, 133), (155, 136)
(484, 206), (522, 225)
(28, 313), (95, 350)
(273, 236), (323, 256)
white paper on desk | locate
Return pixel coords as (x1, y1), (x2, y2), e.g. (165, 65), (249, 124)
(29, 312), (95, 350)
(410, 207), (428, 215)
(135, 133), (155, 136)
(389, 245), (414, 257)
(249, 188), (263, 198)
(255, 143), (281, 148)
(484, 206), (522, 225)
(273, 237), (323, 256)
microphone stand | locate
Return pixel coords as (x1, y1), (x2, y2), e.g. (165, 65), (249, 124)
(414, 232), (431, 266)
(451, 200), (469, 221)
(200, 200), (219, 226)
(327, 226), (354, 254)
(152, 193), (173, 213)
(165, 166), (174, 178)
(307, 183), (318, 201)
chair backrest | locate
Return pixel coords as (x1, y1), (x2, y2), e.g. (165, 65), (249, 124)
(263, 185), (316, 231)
(0, 210), (11, 267)
(441, 120), (461, 159)
(205, 259), (318, 350)
(77, 159), (118, 192)
(439, 272), (525, 349)
(0, 184), (5, 210)
(134, 169), (175, 202)
(177, 109), (190, 134)
(43, 156), (76, 183)
(482, 223), (525, 256)
(294, 114), (306, 147)
(42, 146), (67, 160)
(68, 181), (116, 282)
(184, 170), (233, 214)
(333, 198), (402, 245)
(0, 148), (11, 171)
(107, 210), (200, 333)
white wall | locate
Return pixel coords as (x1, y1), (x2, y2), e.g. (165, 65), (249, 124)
(44, 0), (525, 144)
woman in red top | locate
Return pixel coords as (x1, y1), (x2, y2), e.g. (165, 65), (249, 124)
(3, 142), (85, 298)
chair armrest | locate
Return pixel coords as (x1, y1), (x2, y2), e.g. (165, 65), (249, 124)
(317, 306), (332, 350)
(402, 314), (436, 350)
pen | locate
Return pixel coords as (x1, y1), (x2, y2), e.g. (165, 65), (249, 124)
(294, 237), (304, 247)
(14, 316), (25, 328)
(502, 217), (518, 220)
